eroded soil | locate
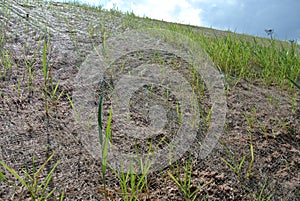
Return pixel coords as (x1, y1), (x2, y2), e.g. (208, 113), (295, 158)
(0, 1), (299, 200)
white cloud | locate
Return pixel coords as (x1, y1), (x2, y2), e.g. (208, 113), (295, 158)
(103, 0), (203, 26)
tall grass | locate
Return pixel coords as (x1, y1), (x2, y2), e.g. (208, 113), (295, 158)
(163, 23), (299, 89)
(199, 34), (299, 87)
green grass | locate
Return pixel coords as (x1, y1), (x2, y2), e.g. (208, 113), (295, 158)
(288, 77), (300, 90)
(41, 38), (64, 115)
(0, 0), (299, 200)
(170, 26), (299, 89)
(0, 153), (64, 201)
(98, 87), (152, 200)
(98, 84), (111, 200)
(51, 0), (300, 91)
(167, 157), (212, 200)
(254, 179), (273, 201)
(110, 163), (151, 201)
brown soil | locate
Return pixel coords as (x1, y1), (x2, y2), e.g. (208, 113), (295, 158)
(0, 1), (299, 200)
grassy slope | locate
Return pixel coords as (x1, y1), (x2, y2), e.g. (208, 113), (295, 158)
(71, 0), (300, 90)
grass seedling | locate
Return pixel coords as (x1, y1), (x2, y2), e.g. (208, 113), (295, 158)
(110, 162), (151, 201)
(220, 131), (255, 179)
(244, 108), (257, 132)
(0, 153), (64, 201)
(42, 39), (64, 115)
(24, 56), (36, 92)
(149, 83), (154, 97)
(97, 84), (152, 200)
(246, 132), (255, 178)
(253, 179), (273, 201)
(243, 109), (256, 178)
(290, 94), (298, 114)
(220, 141), (246, 178)
(102, 32), (107, 57)
(197, 102), (214, 131)
(88, 21), (95, 38)
(167, 158), (211, 200)
(42, 39), (48, 89)
(0, 48), (13, 80)
(47, 78), (64, 104)
(42, 38), (50, 115)
(175, 103), (183, 124)
(10, 78), (22, 98)
(66, 92), (75, 110)
(98, 84), (105, 145)
(102, 106), (112, 178)
(165, 87), (169, 99)
(97, 84), (113, 200)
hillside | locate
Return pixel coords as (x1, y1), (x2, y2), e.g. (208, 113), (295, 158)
(0, 0), (299, 200)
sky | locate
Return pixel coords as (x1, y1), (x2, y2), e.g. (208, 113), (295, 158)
(53, 0), (300, 43)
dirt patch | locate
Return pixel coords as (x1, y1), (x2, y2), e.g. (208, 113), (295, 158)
(0, 1), (299, 200)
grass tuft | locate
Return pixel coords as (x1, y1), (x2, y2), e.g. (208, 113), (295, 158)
(0, 153), (64, 201)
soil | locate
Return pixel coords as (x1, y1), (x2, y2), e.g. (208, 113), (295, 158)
(0, 1), (299, 200)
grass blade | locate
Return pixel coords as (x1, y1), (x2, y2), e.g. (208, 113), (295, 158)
(167, 171), (186, 194)
(35, 153), (55, 180)
(39, 160), (60, 198)
(102, 106), (112, 174)
(59, 189), (65, 201)
(42, 39), (48, 86)
(0, 171), (7, 183)
(0, 160), (27, 187)
(98, 84), (105, 145)
(288, 78), (300, 90)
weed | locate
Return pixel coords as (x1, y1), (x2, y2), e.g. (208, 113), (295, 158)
(264, 29), (274, 40)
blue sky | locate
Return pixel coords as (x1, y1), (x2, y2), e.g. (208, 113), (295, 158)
(53, 0), (300, 43)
